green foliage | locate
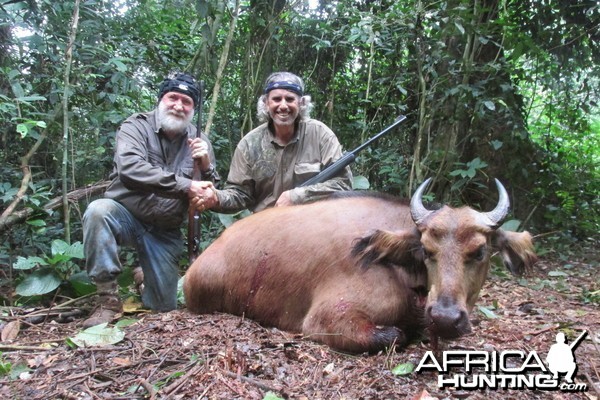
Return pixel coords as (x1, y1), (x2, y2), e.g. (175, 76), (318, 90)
(1, 0), (598, 309)
(66, 323), (126, 348)
(580, 289), (599, 306)
(13, 240), (85, 297)
(391, 362), (415, 376)
(0, 353), (11, 377)
(263, 392), (285, 400)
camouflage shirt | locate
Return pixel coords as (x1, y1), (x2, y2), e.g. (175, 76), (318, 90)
(215, 118), (352, 213)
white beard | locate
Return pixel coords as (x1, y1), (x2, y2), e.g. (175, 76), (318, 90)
(157, 101), (193, 133)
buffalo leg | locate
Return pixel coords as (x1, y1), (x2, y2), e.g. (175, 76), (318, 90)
(301, 300), (407, 353)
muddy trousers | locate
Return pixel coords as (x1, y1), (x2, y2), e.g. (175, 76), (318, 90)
(82, 198), (182, 311)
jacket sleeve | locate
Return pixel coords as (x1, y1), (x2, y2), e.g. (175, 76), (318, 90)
(212, 142), (256, 213)
(199, 132), (221, 184)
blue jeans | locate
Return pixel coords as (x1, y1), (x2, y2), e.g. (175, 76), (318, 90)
(82, 198), (182, 311)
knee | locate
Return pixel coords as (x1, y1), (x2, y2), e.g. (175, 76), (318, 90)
(83, 199), (117, 225)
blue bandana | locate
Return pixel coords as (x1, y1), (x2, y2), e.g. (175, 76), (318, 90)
(264, 80), (303, 96)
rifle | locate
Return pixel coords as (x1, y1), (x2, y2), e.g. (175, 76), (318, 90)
(188, 80), (204, 264)
(569, 330), (588, 351)
(300, 115), (407, 187)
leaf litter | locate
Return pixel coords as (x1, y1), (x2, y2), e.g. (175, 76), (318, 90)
(0, 254), (598, 399)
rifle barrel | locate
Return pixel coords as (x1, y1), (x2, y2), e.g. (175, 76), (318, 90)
(351, 115), (407, 155)
(569, 330), (588, 350)
(299, 115), (407, 188)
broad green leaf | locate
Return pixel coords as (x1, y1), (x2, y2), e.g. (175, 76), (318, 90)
(46, 254), (72, 265)
(490, 140), (503, 150)
(15, 268), (62, 296)
(500, 219), (521, 232)
(391, 362), (415, 376)
(13, 256), (48, 270)
(51, 240), (84, 259)
(16, 123), (28, 138)
(0, 358), (11, 376)
(109, 58), (128, 72)
(16, 96), (46, 102)
(478, 305), (498, 319)
(26, 219), (46, 227)
(51, 239), (71, 256)
(353, 175), (370, 190)
(263, 392), (285, 400)
(484, 100), (495, 110)
(8, 363), (29, 380)
(178, 276), (185, 305)
(68, 323), (125, 347)
(217, 210), (251, 228)
(68, 271), (95, 296)
(548, 270), (568, 277)
(454, 21), (465, 35)
(10, 81), (24, 98)
(115, 319), (138, 328)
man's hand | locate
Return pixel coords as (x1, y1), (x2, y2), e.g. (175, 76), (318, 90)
(189, 181), (219, 212)
(188, 138), (211, 171)
(275, 190), (294, 207)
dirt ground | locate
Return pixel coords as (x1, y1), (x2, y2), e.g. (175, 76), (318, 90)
(0, 252), (598, 400)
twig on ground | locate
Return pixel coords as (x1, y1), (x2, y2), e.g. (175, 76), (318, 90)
(161, 360), (203, 397)
(524, 323), (560, 336)
(222, 369), (283, 393)
(137, 378), (157, 399)
(0, 344), (57, 351)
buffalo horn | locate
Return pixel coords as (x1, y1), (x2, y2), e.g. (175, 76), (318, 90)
(410, 178), (434, 225)
(481, 178), (510, 227)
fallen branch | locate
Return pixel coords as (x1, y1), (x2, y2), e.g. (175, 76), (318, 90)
(524, 323), (560, 336)
(0, 344), (55, 351)
(0, 180), (109, 234)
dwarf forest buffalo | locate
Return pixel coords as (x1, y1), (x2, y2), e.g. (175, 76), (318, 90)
(184, 179), (537, 353)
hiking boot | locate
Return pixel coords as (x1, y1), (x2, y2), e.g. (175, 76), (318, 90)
(82, 280), (123, 328)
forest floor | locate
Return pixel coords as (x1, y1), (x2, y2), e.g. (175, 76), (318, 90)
(0, 248), (598, 400)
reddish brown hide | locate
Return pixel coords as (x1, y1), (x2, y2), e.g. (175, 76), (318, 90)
(184, 181), (537, 353)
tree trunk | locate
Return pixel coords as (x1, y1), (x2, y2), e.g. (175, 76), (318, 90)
(61, 0), (81, 244)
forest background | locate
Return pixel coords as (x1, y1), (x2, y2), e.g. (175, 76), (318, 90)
(0, 0), (598, 302)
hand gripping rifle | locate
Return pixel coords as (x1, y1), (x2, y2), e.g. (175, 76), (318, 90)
(300, 115), (407, 187)
(188, 80), (205, 264)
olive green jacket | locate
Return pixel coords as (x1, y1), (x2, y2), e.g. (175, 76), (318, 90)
(215, 118), (352, 213)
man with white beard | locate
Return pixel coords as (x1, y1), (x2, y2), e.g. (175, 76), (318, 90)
(81, 72), (219, 328)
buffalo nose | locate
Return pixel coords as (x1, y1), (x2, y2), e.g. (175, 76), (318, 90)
(428, 297), (471, 338)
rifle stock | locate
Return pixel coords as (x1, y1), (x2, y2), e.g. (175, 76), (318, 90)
(300, 115), (407, 187)
(188, 80), (204, 264)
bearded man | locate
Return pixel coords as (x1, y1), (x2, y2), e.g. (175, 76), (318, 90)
(81, 72), (219, 327)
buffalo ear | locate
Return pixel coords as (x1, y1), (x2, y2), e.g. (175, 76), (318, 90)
(492, 229), (538, 275)
(352, 228), (422, 270)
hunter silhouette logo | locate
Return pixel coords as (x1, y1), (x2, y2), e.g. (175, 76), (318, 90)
(546, 331), (586, 384)
(415, 330), (588, 392)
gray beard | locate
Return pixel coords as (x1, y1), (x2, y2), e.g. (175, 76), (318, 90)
(158, 102), (193, 133)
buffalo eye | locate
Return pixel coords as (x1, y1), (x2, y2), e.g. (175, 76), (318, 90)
(422, 246), (435, 261)
(469, 245), (487, 262)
